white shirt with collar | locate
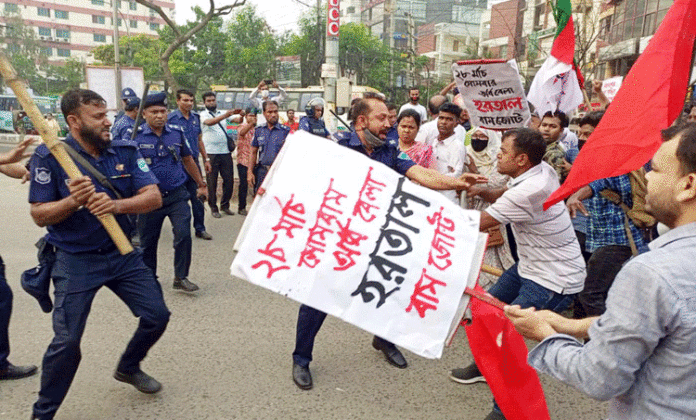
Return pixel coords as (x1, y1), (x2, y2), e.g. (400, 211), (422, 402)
(432, 132), (466, 204)
(398, 102), (428, 122)
(202, 109), (231, 155)
(416, 117), (466, 147)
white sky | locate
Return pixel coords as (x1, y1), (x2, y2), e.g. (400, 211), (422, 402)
(174, 0), (306, 34)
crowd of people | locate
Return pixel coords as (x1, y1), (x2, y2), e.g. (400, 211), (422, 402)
(1, 76), (695, 420)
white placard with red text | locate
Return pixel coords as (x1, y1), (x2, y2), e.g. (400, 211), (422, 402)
(452, 59), (530, 130)
(231, 131), (481, 359)
(601, 76), (623, 102)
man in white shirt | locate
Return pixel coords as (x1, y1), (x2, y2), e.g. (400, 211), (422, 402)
(398, 87), (427, 122)
(432, 102), (466, 204)
(449, 127), (586, 420)
(249, 80), (288, 126)
(416, 95), (466, 146)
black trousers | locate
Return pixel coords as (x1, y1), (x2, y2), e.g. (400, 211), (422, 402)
(0, 256), (11, 371)
(237, 163), (248, 211)
(207, 153), (234, 212)
(578, 245), (633, 317)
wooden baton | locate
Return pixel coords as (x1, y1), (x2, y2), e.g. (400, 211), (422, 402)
(0, 53), (133, 254)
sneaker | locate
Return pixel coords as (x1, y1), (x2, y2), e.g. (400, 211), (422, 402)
(238, 209), (248, 216)
(173, 277), (199, 292)
(448, 363), (486, 384)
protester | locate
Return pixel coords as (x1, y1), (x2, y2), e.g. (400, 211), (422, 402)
(539, 110), (572, 182)
(201, 91), (239, 218)
(291, 92), (487, 391)
(396, 109), (433, 168)
(398, 87), (427, 122)
(505, 123), (696, 420)
(448, 128), (585, 420)
(249, 80), (288, 126)
(168, 89), (212, 240)
(235, 107), (258, 216)
(0, 138), (36, 382)
(464, 127), (514, 289)
(432, 102), (467, 204)
(28, 89), (170, 420)
(415, 95), (466, 146)
(129, 92), (208, 293)
(248, 100), (291, 193)
(284, 109), (299, 133)
(298, 98), (330, 138)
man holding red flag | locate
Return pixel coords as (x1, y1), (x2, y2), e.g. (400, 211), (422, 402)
(507, 124), (696, 420)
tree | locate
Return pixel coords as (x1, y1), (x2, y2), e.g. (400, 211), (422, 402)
(133, 0), (246, 94)
(0, 10), (44, 92)
(279, 5), (326, 87)
(91, 34), (166, 80)
(44, 59), (85, 96)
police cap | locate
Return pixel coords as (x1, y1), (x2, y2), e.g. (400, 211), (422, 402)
(121, 87), (137, 100)
(142, 92), (168, 109)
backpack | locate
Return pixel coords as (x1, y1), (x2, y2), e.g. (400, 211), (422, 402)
(599, 168), (656, 255)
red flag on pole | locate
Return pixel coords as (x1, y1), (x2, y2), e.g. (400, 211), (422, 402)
(544, 0), (696, 209)
(465, 285), (551, 420)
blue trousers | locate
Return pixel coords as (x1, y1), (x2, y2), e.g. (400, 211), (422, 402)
(138, 186), (192, 280)
(293, 304), (396, 368)
(0, 256), (11, 371)
(185, 176), (206, 234)
(32, 248), (170, 420)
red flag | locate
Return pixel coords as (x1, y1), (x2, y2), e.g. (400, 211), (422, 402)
(544, 0), (696, 209)
(465, 285), (550, 420)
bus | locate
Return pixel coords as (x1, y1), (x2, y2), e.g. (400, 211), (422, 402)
(0, 94), (64, 134)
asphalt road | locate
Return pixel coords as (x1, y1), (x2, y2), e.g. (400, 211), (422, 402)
(0, 173), (608, 420)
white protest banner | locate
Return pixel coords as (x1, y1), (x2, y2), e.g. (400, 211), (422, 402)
(601, 76), (623, 102)
(452, 59), (530, 130)
(231, 131), (483, 359)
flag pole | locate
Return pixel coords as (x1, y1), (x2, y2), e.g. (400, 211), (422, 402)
(0, 53), (134, 255)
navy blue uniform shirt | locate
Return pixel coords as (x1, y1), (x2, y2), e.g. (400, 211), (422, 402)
(127, 123), (192, 192)
(386, 124), (399, 142)
(252, 123), (290, 166)
(29, 135), (158, 253)
(167, 109), (202, 158)
(298, 115), (330, 138)
(338, 131), (415, 176)
(111, 114), (136, 142)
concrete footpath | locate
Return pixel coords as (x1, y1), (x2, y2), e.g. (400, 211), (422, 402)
(0, 174), (607, 420)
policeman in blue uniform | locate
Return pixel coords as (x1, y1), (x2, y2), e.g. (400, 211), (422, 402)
(128, 92), (208, 293)
(0, 138), (38, 382)
(298, 98), (330, 138)
(248, 100), (290, 193)
(167, 89), (212, 240)
(291, 93), (486, 391)
(114, 87), (138, 124)
(386, 102), (399, 142)
(111, 96), (139, 141)
(28, 89), (170, 420)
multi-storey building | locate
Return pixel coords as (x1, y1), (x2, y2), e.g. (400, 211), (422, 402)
(0, 0), (174, 64)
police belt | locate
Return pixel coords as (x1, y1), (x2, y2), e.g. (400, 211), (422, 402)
(160, 184), (187, 198)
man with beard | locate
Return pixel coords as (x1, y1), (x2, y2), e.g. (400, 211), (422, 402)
(291, 92), (487, 391)
(128, 92), (208, 293)
(28, 89), (170, 420)
(399, 87), (427, 122)
(506, 123), (696, 420)
(248, 100), (290, 193)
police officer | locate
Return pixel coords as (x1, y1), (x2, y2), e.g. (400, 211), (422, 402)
(111, 96), (139, 141)
(248, 100), (291, 193)
(298, 97), (330, 138)
(28, 89), (170, 420)
(115, 87), (138, 124)
(168, 89), (212, 240)
(128, 92), (207, 292)
(0, 138), (38, 382)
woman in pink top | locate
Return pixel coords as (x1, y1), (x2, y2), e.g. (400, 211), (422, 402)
(397, 109), (434, 169)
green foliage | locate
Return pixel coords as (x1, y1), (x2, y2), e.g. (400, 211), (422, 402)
(91, 34), (166, 80)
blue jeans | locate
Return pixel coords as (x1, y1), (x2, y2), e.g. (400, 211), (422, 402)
(0, 256), (11, 371)
(32, 248), (170, 420)
(487, 263), (575, 415)
(138, 185), (192, 280)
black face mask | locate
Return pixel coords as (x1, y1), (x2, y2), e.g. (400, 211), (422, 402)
(205, 105), (217, 113)
(470, 139), (489, 152)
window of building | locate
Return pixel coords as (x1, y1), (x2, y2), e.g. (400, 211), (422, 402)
(92, 0), (105, 5)
(4, 3), (18, 12)
(453, 40), (460, 52)
(41, 47), (53, 56)
(499, 44), (508, 59)
(452, 5), (471, 23)
(130, 20), (138, 28)
(55, 10), (69, 19)
(93, 15), (106, 24)
(56, 29), (70, 39)
(57, 48), (71, 57)
(37, 7), (51, 17)
(608, 0), (671, 43)
(130, 1), (137, 11)
(118, 18), (123, 26)
(150, 23), (160, 31)
(94, 34), (106, 42)
(346, 6), (355, 14)
(38, 27), (52, 37)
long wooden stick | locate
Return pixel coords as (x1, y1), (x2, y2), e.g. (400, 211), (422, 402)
(0, 53), (133, 255)
(481, 264), (504, 277)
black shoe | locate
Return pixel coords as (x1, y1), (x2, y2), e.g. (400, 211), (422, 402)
(238, 209), (248, 216)
(114, 369), (162, 394)
(371, 337), (407, 369)
(0, 363), (37, 380)
(449, 363), (486, 384)
(173, 277), (199, 292)
(221, 208), (235, 216)
(211, 211), (222, 218)
(483, 409), (507, 420)
(195, 230), (213, 240)
(292, 363), (312, 390)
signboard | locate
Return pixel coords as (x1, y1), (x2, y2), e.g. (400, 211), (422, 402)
(231, 131), (484, 359)
(601, 76), (623, 102)
(327, 0), (340, 37)
(85, 66), (145, 112)
(452, 59), (531, 130)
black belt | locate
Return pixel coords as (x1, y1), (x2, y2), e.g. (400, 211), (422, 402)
(161, 184), (186, 198)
